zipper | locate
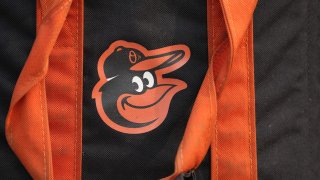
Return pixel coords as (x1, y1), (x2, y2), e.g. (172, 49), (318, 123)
(176, 170), (197, 180)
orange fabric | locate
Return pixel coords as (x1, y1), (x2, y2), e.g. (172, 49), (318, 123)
(163, 61), (217, 180)
(213, 25), (257, 180)
(165, 0), (257, 179)
(92, 41), (191, 134)
(211, 0), (258, 179)
(5, 0), (256, 179)
(5, 0), (83, 179)
(44, 0), (83, 179)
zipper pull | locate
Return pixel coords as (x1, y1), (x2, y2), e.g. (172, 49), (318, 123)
(176, 170), (197, 180)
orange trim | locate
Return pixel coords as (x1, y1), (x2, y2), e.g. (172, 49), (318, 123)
(5, 0), (83, 179)
(214, 25), (257, 180)
(44, 0), (83, 179)
(166, 0), (257, 179)
(219, 0), (257, 89)
(209, 0), (229, 96)
(162, 63), (217, 180)
(5, 0), (256, 179)
(248, 22), (258, 180)
(212, 0), (258, 178)
(162, 1), (219, 176)
(75, 0), (84, 178)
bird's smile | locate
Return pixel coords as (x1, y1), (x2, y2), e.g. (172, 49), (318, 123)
(117, 84), (177, 124)
(120, 84), (176, 110)
(92, 40), (190, 134)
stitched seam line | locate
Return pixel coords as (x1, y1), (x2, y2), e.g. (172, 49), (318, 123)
(215, 104), (218, 180)
(225, 0), (236, 42)
(211, 40), (229, 180)
(11, 0), (72, 106)
(207, 60), (215, 179)
(211, 2), (219, 178)
(74, 0), (79, 179)
(39, 81), (47, 180)
(207, 1), (219, 179)
(246, 30), (253, 180)
(221, 0), (235, 68)
(42, 0), (72, 24)
(213, 46), (220, 180)
(39, 4), (47, 178)
(212, 40), (228, 59)
(212, 40), (228, 95)
(209, 15), (223, 180)
(220, 0), (236, 101)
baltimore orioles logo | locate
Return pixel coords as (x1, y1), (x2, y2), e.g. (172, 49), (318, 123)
(92, 40), (190, 134)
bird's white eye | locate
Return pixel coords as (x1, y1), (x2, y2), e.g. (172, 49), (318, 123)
(132, 76), (144, 93)
(143, 71), (154, 88)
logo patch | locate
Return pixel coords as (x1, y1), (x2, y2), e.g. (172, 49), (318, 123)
(92, 40), (190, 134)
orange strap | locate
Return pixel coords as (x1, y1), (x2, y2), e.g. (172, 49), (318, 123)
(5, 0), (83, 179)
(6, 0), (255, 179)
(213, 0), (257, 179)
(42, 0), (83, 179)
(163, 57), (217, 180)
(165, 0), (257, 179)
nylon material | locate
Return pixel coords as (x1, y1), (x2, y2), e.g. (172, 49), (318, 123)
(0, 0), (261, 178)
(54, 2), (78, 48)
(210, 0), (228, 53)
(8, 0), (72, 107)
(83, 0), (209, 179)
(254, 0), (320, 179)
(208, 0), (229, 95)
(212, 40), (229, 95)
(3, 0), (73, 178)
(209, 1), (257, 179)
(8, 80), (53, 180)
(45, 0), (83, 179)
(217, 0), (257, 96)
(46, 49), (78, 179)
(215, 28), (256, 179)
(0, 0), (35, 178)
(220, 0), (257, 52)
(163, 66), (217, 179)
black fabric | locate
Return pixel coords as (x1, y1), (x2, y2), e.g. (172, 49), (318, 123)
(0, 0), (34, 179)
(2, 0), (320, 179)
(83, 0), (209, 179)
(254, 0), (320, 179)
